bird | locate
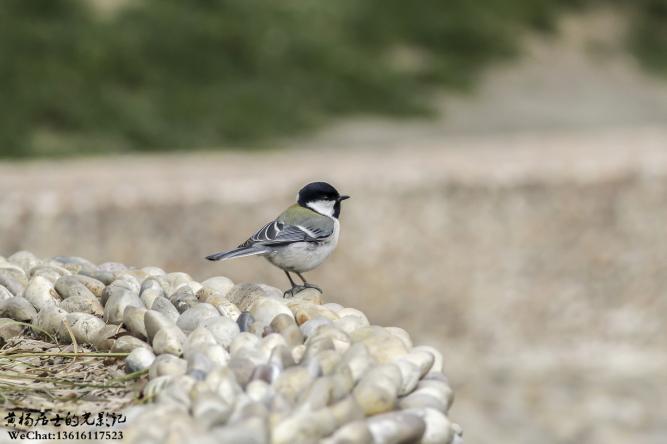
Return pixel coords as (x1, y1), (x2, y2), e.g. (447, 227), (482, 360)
(206, 182), (350, 297)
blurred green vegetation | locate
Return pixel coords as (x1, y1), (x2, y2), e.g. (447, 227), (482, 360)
(0, 0), (665, 157)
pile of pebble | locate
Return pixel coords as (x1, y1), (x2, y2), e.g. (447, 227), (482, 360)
(0, 251), (462, 444)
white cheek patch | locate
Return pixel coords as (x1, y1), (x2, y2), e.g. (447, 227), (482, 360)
(307, 200), (335, 217)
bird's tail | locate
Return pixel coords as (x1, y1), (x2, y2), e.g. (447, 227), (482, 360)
(205, 246), (270, 262)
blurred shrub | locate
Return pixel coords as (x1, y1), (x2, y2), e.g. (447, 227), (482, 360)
(0, 0), (664, 157)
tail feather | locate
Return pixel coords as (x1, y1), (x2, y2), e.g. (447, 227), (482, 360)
(206, 246), (270, 262)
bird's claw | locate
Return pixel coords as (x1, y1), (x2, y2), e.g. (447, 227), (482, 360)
(283, 285), (306, 298)
(302, 283), (322, 293)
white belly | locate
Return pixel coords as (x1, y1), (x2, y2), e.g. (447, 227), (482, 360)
(265, 220), (340, 273)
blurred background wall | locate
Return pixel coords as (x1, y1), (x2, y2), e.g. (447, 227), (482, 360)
(1, 1), (667, 443)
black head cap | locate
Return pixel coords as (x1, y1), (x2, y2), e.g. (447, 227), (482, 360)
(297, 182), (350, 218)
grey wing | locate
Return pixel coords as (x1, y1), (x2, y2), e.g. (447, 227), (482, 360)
(239, 219), (332, 248)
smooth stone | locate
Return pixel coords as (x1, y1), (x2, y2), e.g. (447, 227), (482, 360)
(288, 287), (323, 304)
(228, 356), (258, 387)
(123, 306), (148, 339)
(7, 251), (40, 274)
(54, 276), (95, 300)
(337, 308), (370, 326)
(307, 349), (342, 376)
(195, 343), (230, 368)
(63, 313), (106, 344)
(333, 316), (367, 335)
(236, 311), (255, 333)
(412, 346), (444, 373)
(355, 328), (408, 364)
(230, 332), (261, 356)
(142, 375), (176, 399)
(126, 347), (156, 373)
(187, 351), (214, 380)
(141, 277), (164, 293)
(269, 345), (295, 370)
(104, 290), (143, 324)
(402, 379), (454, 413)
(250, 297), (293, 331)
(169, 285), (198, 313)
(0, 318), (24, 344)
(165, 272), (193, 291)
(308, 325), (351, 354)
(403, 407), (454, 444)
(338, 343), (376, 383)
(101, 279), (138, 306)
(287, 300), (339, 325)
(246, 379), (273, 405)
(177, 303), (220, 334)
(0, 270), (26, 296)
(300, 318), (332, 338)
(204, 366), (242, 405)
(111, 335), (152, 353)
(402, 350), (436, 378)
(98, 262), (128, 273)
(191, 391), (233, 428)
(78, 269), (115, 285)
(93, 323), (124, 350)
(201, 316), (240, 348)
(32, 305), (67, 336)
(141, 266), (166, 276)
(260, 333), (287, 356)
(353, 364), (401, 415)
(210, 416), (268, 444)
(184, 327), (218, 359)
(152, 325), (187, 356)
(151, 296), (180, 322)
(73, 275), (105, 298)
(394, 358), (422, 396)
(140, 288), (164, 309)
(273, 409), (337, 444)
(367, 411), (426, 444)
(322, 302), (344, 313)
(385, 326), (413, 349)
(321, 420), (373, 444)
(200, 276), (234, 297)
(144, 310), (176, 342)
(279, 325), (304, 348)
(226, 283), (274, 312)
(0, 285), (13, 302)
(0, 297), (37, 322)
(59, 294), (104, 316)
(149, 354), (188, 379)
(23, 276), (59, 311)
(273, 367), (314, 403)
(291, 344), (306, 363)
(113, 273), (142, 293)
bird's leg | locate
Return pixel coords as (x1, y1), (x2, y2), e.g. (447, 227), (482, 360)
(296, 272), (322, 293)
(283, 271), (303, 298)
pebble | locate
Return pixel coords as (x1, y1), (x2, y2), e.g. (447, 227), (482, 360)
(103, 287), (143, 324)
(152, 325), (187, 356)
(169, 285), (198, 313)
(0, 285), (13, 302)
(177, 303), (220, 334)
(200, 276), (234, 297)
(0, 252), (459, 442)
(123, 306), (148, 340)
(150, 296), (181, 322)
(0, 269), (26, 297)
(144, 310), (176, 342)
(403, 407), (454, 444)
(126, 347), (156, 373)
(367, 411), (426, 444)
(63, 312), (106, 344)
(0, 297), (37, 322)
(149, 354), (188, 379)
(111, 335), (152, 353)
(320, 420), (373, 444)
(249, 297), (293, 331)
(22, 276), (59, 311)
(201, 316), (240, 348)
(0, 318), (24, 344)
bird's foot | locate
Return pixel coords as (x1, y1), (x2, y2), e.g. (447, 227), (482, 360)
(302, 283), (323, 293)
(283, 285), (306, 298)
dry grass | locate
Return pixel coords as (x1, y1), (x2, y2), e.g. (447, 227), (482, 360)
(0, 328), (146, 426)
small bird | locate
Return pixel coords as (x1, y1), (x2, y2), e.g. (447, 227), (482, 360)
(206, 182), (350, 296)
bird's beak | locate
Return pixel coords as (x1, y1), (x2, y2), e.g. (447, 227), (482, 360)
(338, 195), (350, 201)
